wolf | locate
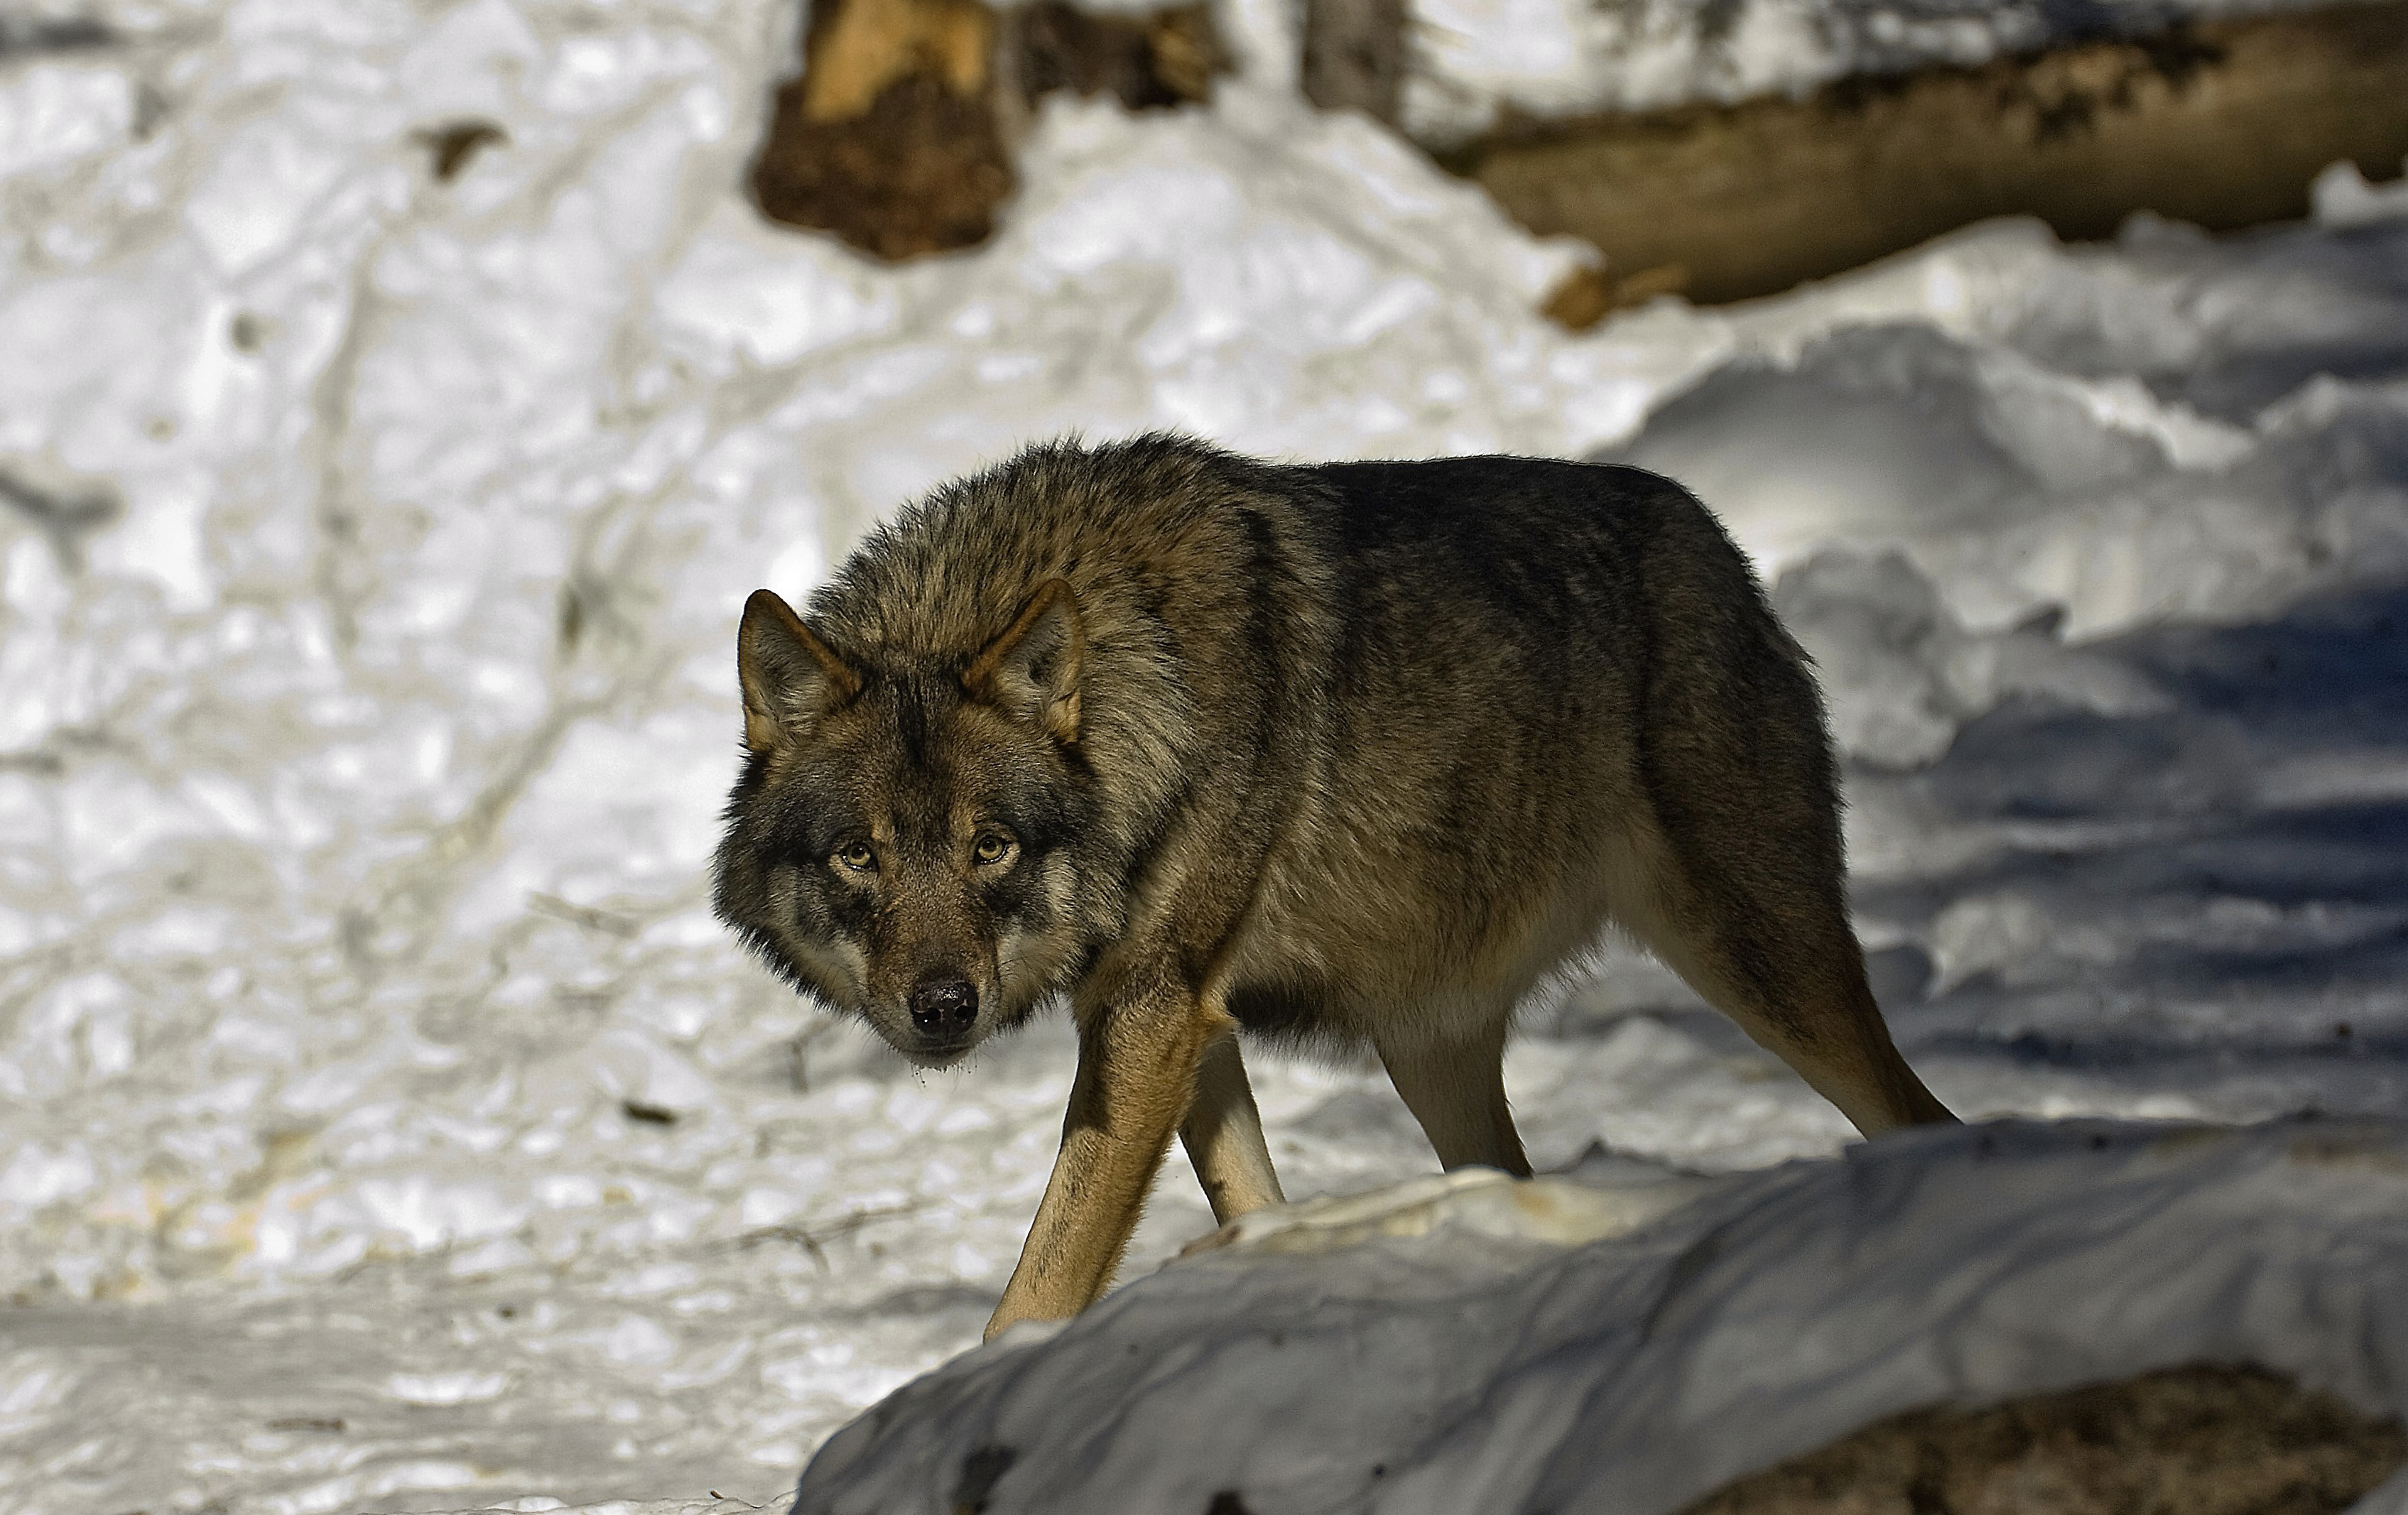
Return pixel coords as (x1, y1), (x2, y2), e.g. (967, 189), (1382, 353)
(713, 434), (1956, 1339)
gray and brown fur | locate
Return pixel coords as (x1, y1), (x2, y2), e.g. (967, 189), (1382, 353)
(714, 434), (1956, 1337)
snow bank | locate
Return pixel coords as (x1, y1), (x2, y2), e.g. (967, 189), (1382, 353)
(1625, 213), (2408, 654)
(794, 1117), (2408, 1515)
(411, 1502), (750, 1515)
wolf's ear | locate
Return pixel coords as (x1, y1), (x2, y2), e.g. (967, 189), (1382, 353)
(738, 589), (862, 753)
(965, 580), (1083, 744)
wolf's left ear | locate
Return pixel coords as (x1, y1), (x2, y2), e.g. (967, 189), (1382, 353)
(739, 589), (862, 753)
(965, 580), (1083, 744)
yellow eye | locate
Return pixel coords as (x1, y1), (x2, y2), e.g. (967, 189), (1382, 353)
(972, 833), (1012, 865)
(835, 841), (875, 872)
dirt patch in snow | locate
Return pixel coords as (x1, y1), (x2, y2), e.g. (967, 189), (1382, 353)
(1681, 1364), (2406, 1515)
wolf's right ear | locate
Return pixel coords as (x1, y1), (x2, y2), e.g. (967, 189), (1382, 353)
(738, 589), (862, 753)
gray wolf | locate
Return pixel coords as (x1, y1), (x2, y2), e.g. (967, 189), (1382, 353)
(712, 434), (1956, 1338)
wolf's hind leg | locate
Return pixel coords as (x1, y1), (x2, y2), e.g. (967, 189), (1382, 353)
(1180, 1031), (1285, 1223)
(1612, 575), (1958, 1136)
(1378, 1021), (1533, 1177)
(1616, 810), (1956, 1136)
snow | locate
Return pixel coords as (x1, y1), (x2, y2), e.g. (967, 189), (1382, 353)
(795, 1118), (2408, 1514)
(1, 1), (2404, 1512)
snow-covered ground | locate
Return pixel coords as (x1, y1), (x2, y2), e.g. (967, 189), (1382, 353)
(2, 1), (2406, 1512)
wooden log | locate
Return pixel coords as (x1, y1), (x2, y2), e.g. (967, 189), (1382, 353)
(1017, 2), (1225, 111)
(749, 0), (1012, 261)
(1453, 1), (2408, 313)
(749, 0), (1224, 262)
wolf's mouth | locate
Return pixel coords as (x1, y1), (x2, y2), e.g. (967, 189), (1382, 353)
(902, 1035), (976, 1070)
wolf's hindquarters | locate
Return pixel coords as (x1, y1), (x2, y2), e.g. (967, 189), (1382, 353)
(1620, 550), (1956, 1134)
(1617, 805), (1957, 1135)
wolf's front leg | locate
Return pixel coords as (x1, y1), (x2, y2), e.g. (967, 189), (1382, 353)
(985, 989), (1220, 1340)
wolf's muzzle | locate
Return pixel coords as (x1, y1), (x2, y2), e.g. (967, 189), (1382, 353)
(908, 977), (978, 1037)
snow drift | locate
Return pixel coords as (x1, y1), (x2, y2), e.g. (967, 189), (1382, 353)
(793, 1118), (2408, 1515)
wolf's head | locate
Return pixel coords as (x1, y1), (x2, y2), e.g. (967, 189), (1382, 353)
(712, 582), (1097, 1067)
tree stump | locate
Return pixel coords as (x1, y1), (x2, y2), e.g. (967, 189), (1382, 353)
(749, 0), (1224, 262)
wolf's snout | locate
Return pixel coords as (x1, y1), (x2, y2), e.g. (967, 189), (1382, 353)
(908, 977), (978, 1036)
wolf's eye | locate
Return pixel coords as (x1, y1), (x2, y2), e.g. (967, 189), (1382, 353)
(971, 832), (1014, 866)
(834, 841), (876, 873)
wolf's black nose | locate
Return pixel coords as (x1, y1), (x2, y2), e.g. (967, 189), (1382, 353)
(909, 977), (978, 1035)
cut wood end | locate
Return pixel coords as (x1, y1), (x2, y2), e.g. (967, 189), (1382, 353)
(1541, 261), (1691, 331)
(801, 0), (997, 124)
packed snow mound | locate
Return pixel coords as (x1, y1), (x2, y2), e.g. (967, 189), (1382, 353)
(1617, 219), (2408, 648)
(1178, 1149), (1719, 1256)
(408, 1503), (742, 1515)
(793, 1118), (2408, 1515)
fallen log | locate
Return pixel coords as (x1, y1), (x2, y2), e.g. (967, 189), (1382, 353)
(1453, 0), (2408, 315)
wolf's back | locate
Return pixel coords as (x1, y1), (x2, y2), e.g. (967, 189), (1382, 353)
(789, 436), (1823, 936)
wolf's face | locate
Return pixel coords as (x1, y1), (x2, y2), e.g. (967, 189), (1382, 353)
(714, 583), (1094, 1067)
